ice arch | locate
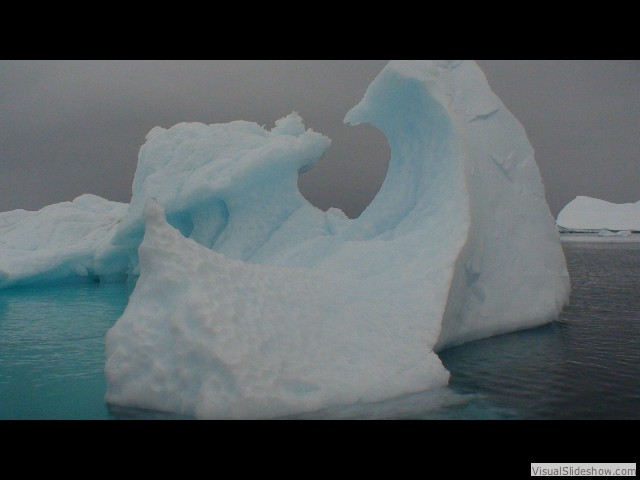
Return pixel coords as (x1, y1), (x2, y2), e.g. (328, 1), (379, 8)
(104, 60), (569, 418)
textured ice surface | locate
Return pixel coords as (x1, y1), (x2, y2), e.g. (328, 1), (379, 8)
(105, 200), (450, 418)
(557, 196), (640, 232)
(105, 113), (332, 276)
(104, 60), (570, 418)
(0, 195), (126, 287)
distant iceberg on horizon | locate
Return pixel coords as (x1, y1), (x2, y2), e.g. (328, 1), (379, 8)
(557, 196), (640, 234)
(0, 61), (570, 419)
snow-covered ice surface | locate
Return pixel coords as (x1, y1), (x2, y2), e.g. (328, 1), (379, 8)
(557, 196), (640, 233)
(0, 195), (127, 288)
(106, 200), (452, 418)
(103, 60), (570, 418)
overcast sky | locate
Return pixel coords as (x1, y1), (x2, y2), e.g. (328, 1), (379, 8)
(1, 60), (638, 218)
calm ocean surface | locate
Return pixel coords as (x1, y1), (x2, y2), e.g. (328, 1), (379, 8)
(0, 241), (638, 420)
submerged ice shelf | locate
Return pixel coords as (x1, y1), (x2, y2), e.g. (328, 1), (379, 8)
(1, 61), (570, 418)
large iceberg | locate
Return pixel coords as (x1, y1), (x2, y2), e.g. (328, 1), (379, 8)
(557, 196), (640, 232)
(101, 60), (570, 418)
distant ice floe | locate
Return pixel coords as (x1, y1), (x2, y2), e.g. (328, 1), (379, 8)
(557, 196), (640, 242)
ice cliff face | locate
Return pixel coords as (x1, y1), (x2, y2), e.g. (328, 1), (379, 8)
(102, 60), (570, 418)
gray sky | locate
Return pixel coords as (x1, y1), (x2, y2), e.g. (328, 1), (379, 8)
(1, 60), (638, 218)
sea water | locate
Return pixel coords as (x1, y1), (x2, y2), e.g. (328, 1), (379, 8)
(0, 242), (638, 419)
(437, 241), (640, 420)
(0, 283), (129, 419)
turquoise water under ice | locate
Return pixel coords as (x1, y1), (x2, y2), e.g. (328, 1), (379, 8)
(0, 283), (129, 419)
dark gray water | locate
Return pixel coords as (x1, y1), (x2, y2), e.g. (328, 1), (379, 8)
(0, 241), (638, 419)
(438, 241), (640, 419)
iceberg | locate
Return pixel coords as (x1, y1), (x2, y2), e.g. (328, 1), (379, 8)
(102, 60), (570, 418)
(0, 61), (570, 418)
(557, 196), (640, 233)
(0, 194), (126, 288)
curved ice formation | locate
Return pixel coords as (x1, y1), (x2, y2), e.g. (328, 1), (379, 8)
(0, 194), (126, 287)
(104, 60), (570, 418)
(103, 113), (333, 276)
(557, 196), (640, 232)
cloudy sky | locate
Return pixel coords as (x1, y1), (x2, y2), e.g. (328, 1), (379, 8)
(1, 60), (638, 218)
